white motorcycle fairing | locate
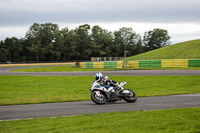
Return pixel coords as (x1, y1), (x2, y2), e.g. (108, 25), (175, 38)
(90, 81), (114, 93)
(89, 80), (137, 104)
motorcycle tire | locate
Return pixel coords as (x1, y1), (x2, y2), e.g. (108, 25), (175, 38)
(91, 91), (106, 104)
(122, 89), (137, 103)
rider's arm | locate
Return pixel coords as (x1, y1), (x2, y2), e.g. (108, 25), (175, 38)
(105, 76), (118, 87)
(110, 80), (118, 87)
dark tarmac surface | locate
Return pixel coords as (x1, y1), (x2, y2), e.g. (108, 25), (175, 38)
(0, 93), (200, 121)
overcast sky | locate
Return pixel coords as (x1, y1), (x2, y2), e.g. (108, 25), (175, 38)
(0, 0), (200, 44)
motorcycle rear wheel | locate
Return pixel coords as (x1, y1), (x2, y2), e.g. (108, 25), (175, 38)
(123, 89), (137, 103)
(91, 91), (106, 104)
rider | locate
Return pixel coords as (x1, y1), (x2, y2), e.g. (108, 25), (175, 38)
(95, 72), (119, 89)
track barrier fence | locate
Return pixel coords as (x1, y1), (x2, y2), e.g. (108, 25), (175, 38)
(80, 61), (123, 68)
(128, 59), (200, 68)
(79, 59), (200, 69)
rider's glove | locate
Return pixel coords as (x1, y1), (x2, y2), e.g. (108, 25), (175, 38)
(104, 76), (110, 81)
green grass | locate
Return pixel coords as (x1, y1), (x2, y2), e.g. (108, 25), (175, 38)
(0, 107), (199, 133)
(0, 75), (200, 105)
(125, 39), (200, 61)
(10, 66), (200, 72)
(10, 66), (116, 72)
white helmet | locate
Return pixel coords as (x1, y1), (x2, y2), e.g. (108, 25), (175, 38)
(95, 72), (103, 82)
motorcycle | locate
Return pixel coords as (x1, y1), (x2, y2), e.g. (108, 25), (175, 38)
(89, 80), (137, 104)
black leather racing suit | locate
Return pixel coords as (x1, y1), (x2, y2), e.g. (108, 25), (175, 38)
(99, 76), (118, 88)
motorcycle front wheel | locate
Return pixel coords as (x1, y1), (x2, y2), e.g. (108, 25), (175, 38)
(91, 91), (106, 104)
(122, 89), (137, 103)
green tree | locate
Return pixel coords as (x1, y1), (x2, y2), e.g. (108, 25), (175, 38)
(143, 28), (171, 51)
(59, 28), (79, 60)
(19, 38), (31, 61)
(113, 27), (140, 57)
(3, 37), (21, 62)
(40, 23), (61, 61)
(91, 25), (113, 57)
(0, 40), (7, 62)
(26, 23), (42, 62)
(74, 24), (92, 60)
(26, 23), (60, 62)
(134, 37), (144, 55)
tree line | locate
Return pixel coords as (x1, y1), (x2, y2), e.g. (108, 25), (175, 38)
(0, 23), (171, 62)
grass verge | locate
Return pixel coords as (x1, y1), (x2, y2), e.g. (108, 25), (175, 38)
(0, 107), (200, 133)
(0, 75), (200, 105)
(9, 66), (200, 72)
(0, 62), (75, 67)
(10, 66), (115, 72)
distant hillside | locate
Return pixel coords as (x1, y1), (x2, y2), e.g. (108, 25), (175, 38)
(126, 39), (200, 61)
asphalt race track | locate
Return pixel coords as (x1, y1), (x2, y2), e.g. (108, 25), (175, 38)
(0, 66), (200, 121)
(1, 66), (200, 76)
(0, 94), (200, 121)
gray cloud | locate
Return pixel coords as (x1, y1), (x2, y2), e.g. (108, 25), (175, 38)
(1, 0), (200, 43)
(0, 0), (200, 26)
